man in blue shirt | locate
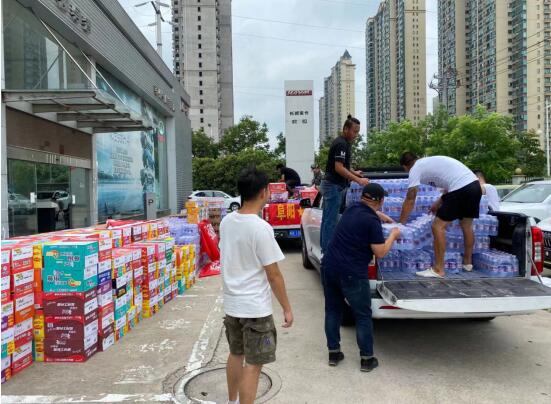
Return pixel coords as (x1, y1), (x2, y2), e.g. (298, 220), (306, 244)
(321, 183), (400, 372)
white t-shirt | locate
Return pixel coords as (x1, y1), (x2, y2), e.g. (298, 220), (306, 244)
(483, 183), (500, 211)
(219, 212), (285, 318)
(408, 156), (477, 192)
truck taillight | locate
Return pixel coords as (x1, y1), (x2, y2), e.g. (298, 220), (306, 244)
(531, 226), (544, 275)
(368, 263), (377, 280)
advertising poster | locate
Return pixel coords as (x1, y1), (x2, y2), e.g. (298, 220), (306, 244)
(95, 67), (166, 222)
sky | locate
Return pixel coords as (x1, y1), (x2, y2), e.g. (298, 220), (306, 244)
(119, 0), (439, 148)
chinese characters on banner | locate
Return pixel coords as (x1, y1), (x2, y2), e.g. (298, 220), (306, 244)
(264, 203), (305, 226)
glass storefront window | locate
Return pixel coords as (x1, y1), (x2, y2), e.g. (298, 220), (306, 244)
(2, 0), (92, 90)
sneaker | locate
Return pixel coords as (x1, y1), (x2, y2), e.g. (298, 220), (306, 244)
(328, 351), (345, 366)
(360, 357), (379, 372)
(463, 264), (473, 272)
(415, 268), (443, 278)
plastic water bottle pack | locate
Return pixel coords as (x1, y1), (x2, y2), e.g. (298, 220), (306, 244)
(378, 250), (402, 272)
(473, 250), (519, 277)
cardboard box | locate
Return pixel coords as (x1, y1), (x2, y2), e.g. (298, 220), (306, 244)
(45, 315), (98, 342)
(1, 249), (10, 277)
(4, 245), (33, 273)
(33, 310), (44, 339)
(14, 291), (34, 323)
(2, 300), (14, 331)
(2, 327), (14, 358)
(43, 289), (98, 319)
(98, 303), (114, 335)
(64, 234), (112, 263)
(1, 275), (10, 304)
(11, 341), (33, 375)
(33, 267), (42, 292)
(34, 291), (43, 310)
(97, 281), (113, 308)
(33, 338), (44, 362)
(42, 265), (98, 293)
(14, 317), (33, 348)
(11, 268), (34, 295)
(98, 260), (112, 285)
(108, 229), (123, 249)
(43, 241), (99, 269)
(132, 223), (145, 243)
(1, 355), (11, 374)
(98, 325), (115, 352)
(43, 339), (98, 362)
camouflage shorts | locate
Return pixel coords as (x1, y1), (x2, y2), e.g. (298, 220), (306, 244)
(224, 315), (277, 365)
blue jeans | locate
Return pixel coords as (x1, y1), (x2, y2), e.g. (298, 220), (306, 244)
(320, 180), (345, 252)
(321, 266), (374, 358)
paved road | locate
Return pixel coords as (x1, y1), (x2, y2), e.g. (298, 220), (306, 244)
(3, 248), (551, 403)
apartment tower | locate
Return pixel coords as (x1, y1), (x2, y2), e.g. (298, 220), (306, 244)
(438, 0), (549, 140)
(172, 0), (234, 141)
(319, 50), (356, 145)
(365, 0), (427, 131)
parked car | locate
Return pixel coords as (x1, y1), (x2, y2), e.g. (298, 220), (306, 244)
(37, 190), (71, 211)
(300, 170), (551, 320)
(188, 190), (241, 211)
(495, 184), (520, 200)
(499, 180), (551, 222)
(8, 192), (33, 214)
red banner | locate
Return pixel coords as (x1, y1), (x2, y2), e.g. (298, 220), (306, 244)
(263, 203), (304, 227)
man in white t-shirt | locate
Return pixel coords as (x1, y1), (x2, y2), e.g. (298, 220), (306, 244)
(473, 170), (500, 212)
(399, 152), (482, 278)
(220, 167), (293, 404)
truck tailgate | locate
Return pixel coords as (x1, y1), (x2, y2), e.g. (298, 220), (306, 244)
(377, 278), (551, 313)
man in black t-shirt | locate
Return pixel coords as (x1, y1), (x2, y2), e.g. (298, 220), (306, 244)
(320, 115), (369, 252)
(276, 164), (302, 196)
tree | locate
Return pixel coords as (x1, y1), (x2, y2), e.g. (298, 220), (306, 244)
(274, 132), (286, 158)
(314, 137), (333, 171)
(515, 130), (545, 177)
(219, 116), (270, 155)
(192, 129), (219, 158)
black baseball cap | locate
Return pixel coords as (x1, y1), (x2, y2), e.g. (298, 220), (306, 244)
(362, 183), (388, 201)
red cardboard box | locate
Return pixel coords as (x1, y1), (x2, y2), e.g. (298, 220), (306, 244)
(1, 249), (10, 277)
(12, 268), (34, 295)
(43, 339), (98, 362)
(97, 281), (113, 308)
(11, 341), (32, 375)
(98, 324), (115, 352)
(132, 223), (145, 243)
(2, 300), (14, 331)
(45, 315), (98, 342)
(43, 289), (98, 320)
(128, 244), (156, 266)
(269, 182), (288, 194)
(14, 317), (33, 348)
(33, 267), (42, 292)
(14, 290), (34, 323)
(98, 303), (114, 336)
(1, 275), (10, 304)
(4, 245), (33, 273)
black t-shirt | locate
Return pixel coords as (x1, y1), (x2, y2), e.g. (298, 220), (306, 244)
(322, 203), (385, 278)
(282, 167), (301, 185)
(325, 136), (351, 187)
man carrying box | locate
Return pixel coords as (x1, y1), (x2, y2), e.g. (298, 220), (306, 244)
(399, 152), (482, 278)
(220, 167), (293, 404)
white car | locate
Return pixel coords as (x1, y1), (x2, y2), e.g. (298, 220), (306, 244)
(500, 180), (551, 222)
(188, 190), (241, 212)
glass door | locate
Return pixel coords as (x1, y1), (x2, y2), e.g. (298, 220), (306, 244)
(70, 167), (91, 228)
(7, 159), (38, 236)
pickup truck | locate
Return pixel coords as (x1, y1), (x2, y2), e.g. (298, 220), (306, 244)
(263, 202), (304, 241)
(300, 169), (551, 320)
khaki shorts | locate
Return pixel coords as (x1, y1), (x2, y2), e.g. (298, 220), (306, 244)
(224, 315), (277, 365)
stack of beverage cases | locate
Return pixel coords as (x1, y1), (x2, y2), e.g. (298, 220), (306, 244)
(347, 179), (518, 279)
(1, 217), (203, 383)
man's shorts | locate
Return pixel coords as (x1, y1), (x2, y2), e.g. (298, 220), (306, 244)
(437, 180), (482, 222)
(224, 315), (277, 365)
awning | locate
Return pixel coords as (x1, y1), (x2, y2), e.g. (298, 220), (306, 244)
(2, 89), (154, 133)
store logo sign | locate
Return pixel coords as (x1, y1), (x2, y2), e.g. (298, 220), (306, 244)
(153, 86), (176, 112)
(55, 0), (91, 33)
(286, 90), (312, 96)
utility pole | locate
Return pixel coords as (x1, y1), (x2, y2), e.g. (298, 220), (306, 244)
(135, 1), (172, 56)
(430, 68), (457, 113)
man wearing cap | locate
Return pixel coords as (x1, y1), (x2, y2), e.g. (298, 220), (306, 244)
(321, 183), (400, 373)
(310, 164), (323, 190)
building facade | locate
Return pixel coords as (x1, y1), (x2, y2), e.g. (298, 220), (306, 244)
(285, 81), (315, 182)
(438, 0), (550, 140)
(2, 0), (192, 238)
(365, 0), (427, 131)
(319, 50), (355, 145)
(172, 0), (234, 141)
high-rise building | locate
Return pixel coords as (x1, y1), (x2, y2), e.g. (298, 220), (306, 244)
(438, 0), (549, 141)
(285, 81), (315, 182)
(365, 0), (427, 131)
(319, 50), (356, 145)
(172, 0), (234, 141)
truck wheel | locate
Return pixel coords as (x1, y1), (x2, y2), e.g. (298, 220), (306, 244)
(229, 202), (240, 211)
(301, 230), (314, 270)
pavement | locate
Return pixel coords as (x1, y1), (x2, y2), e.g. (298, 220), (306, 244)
(3, 245), (551, 404)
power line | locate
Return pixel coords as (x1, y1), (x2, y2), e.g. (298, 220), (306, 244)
(233, 32), (364, 50)
(233, 15), (364, 33)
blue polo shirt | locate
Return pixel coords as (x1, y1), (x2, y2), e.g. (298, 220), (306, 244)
(322, 203), (385, 278)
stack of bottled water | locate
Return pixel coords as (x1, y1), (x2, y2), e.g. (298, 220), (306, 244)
(381, 197), (405, 221)
(400, 250), (432, 273)
(346, 182), (363, 206)
(473, 250), (519, 277)
(377, 250), (402, 272)
(479, 195), (489, 214)
(270, 192), (289, 203)
(169, 217), (201, 247)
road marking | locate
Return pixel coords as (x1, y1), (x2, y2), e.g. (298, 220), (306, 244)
(1, 393), (174, 403)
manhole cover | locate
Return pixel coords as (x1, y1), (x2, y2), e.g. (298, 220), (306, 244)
(177, 366), (281, 403)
